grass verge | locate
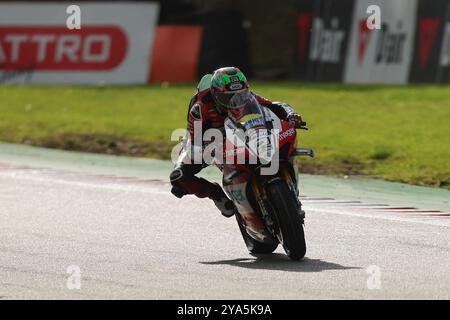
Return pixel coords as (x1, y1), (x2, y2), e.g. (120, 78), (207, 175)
(0, 83), (449, 189)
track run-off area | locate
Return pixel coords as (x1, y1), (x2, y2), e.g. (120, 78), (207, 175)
(0, 142), (449, 299)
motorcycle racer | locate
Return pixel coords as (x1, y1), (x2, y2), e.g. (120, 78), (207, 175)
(169, 67), (304, 217)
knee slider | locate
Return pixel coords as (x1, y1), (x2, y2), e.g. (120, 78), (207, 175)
(170, 168), (184, 184)
(170, 169), (186, 198)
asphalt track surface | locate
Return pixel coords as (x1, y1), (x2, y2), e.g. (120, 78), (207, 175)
(0, 143), (449, 299)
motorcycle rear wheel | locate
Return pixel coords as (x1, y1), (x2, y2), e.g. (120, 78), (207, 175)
(267, 179), (306, 260)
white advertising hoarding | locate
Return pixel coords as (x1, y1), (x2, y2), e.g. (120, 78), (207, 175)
(344, 0), (418, 84)
(0, 2), (159, 84)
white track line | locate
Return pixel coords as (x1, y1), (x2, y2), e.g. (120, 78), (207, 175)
(1, 169), (449, 228)
(304, 206), (450, 227)
(0, 170), (168, 195)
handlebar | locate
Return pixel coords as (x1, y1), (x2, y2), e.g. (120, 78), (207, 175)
(298, 121), (308, 130)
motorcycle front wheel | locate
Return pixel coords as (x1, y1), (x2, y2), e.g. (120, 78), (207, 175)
(266, 179), (306, 260)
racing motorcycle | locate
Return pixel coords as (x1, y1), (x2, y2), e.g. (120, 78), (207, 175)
(215, 96), (314, 260)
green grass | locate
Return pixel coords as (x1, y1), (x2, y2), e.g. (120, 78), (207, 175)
(0, 83), (449, 188)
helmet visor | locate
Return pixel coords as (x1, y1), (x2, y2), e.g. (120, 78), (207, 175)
(214, 89), (250, 109)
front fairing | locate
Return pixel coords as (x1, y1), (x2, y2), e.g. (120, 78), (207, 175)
(224, 96), (280, 165)
(222, 97), (298, 242)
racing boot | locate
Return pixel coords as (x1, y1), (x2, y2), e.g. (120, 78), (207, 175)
(209, 183), (236, 218)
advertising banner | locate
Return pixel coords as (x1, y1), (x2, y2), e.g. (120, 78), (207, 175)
(436, 2), (450, 82)
(295, 0), (313, 80)
(409, 0), (449, 83)
(344, 0), (418, 84)
(305, 0), (355, 82)
(0, 2), (159, 84)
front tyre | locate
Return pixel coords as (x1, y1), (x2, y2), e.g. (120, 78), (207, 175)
(267, 179), (306, 260)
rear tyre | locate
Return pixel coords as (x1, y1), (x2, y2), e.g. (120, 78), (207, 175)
(267, 179), (306, 260)
(235, 213), (278, 254)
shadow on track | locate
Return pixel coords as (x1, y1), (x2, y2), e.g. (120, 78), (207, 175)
(200, 254), (360, 273)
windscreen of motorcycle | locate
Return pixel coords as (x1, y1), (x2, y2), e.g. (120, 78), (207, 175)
(226, 95), (265, 125)
(225, 96), (282, 164)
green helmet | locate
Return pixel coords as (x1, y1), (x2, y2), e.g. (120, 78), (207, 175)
(210, 67), (250, 114)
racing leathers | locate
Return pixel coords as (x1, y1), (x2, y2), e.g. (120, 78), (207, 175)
(169, 88), (301, 217)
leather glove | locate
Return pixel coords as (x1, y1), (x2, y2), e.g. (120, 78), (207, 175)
(286, 112), (304, 128)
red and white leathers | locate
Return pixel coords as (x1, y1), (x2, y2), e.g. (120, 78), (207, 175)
(170, 87), (301, 201)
